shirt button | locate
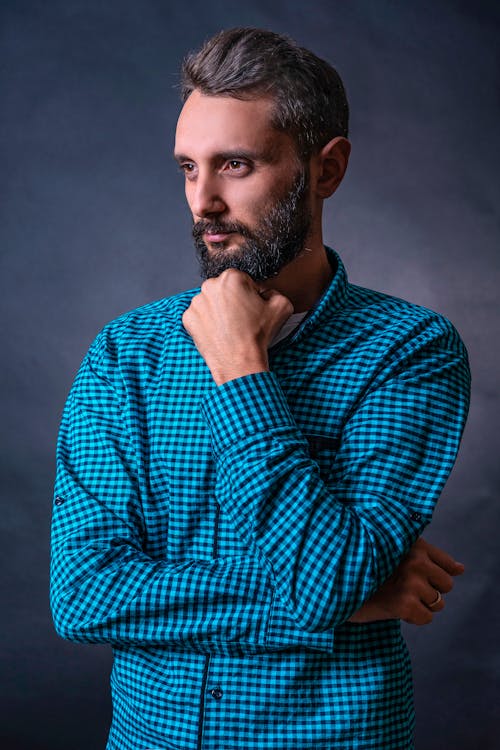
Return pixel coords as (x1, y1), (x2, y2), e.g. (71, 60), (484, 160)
(410, 511), (422, 522)
(210, 687), (223, 700)
(55, 496), (64, 506)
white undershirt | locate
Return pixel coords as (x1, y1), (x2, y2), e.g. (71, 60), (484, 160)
(270, 311), (308, 347)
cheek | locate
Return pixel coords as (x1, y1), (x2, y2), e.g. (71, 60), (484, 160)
(230, 186), (271, 223)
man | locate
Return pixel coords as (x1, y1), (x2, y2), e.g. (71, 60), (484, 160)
(50, 28), (470, 749)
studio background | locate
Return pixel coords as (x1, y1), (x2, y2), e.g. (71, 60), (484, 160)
(1, 1), (498, 748)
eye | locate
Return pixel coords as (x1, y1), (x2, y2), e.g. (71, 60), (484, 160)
(224, 159), (251, 175)
(179, 162), (197, 180)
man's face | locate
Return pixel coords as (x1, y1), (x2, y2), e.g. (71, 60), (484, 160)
(174, 91), (312, 281)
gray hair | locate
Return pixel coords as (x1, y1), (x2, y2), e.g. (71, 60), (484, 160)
(181, 27), (349, 160)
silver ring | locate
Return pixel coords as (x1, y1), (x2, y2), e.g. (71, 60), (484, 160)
(427, 590), (442, 610)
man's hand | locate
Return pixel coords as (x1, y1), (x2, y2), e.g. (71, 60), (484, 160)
(182, 269), (293, 385)
(348, 538), (465, 625)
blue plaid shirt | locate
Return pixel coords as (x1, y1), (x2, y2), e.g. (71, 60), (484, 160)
(50, 249), (470, 749)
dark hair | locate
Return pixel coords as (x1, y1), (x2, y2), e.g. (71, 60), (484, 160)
(181, 28), (349, 160)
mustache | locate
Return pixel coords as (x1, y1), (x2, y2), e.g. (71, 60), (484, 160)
(192, 220), (252, 241)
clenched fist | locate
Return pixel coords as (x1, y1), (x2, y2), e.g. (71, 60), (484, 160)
(182, 269), (293, 385)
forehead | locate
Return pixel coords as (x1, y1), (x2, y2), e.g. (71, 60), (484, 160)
(174, 90), (294, 160)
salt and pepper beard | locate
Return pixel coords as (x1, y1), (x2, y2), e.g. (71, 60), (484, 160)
(192, 167), (312, 282)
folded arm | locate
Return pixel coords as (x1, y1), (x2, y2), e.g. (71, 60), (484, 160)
(51, 271), (469, 650)
(185, 270), (470, 632)
(50, 351), (276, 654)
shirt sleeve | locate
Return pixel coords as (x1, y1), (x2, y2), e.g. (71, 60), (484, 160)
(200, 327), (471, 633)
(50, 348), (275, 655)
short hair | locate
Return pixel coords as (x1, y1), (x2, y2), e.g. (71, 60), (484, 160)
(181, 27), (349, 160)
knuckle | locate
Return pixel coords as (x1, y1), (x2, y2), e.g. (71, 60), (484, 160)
(274, 295), (293, 315)
(221, 268), (239, 281)
(405, 554), (423, 573)
(416, 549), (430, 565)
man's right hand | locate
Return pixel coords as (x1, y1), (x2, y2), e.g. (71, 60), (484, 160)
(348, 538), (465, 625)
(182, 269), (293, 386)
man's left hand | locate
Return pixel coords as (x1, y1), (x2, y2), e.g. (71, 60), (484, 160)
(182, 269), (293, 385)
(348, 537), (465, 625)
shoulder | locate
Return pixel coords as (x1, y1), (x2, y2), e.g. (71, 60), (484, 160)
(84, 287), (199, 376)
(321, 249), (466, 358)
(344, 282), (466, 354)
(328, 283), (470, 406)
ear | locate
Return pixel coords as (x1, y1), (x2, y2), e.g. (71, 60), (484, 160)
(313, 136), (351, 199)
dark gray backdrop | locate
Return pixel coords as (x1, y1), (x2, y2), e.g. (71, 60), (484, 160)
(1, 1), (499, 748)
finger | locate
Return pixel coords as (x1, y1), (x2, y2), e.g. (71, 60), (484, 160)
(418, 538), (465, 576)
(403, 601), (435, 626)
(396, 569), (446, 621)
(182, 307), (193, 333)
(403, 589), (444, 624)
(219, 267), (256, 289)
(427, 562), (456, 594)
(422, 588), (445, 614)
(259, 287), (290, 304)
(200, 277), (217, 294)
(413, 608), (437, 625)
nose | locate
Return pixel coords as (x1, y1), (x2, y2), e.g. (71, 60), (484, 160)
(189, 171), (226, 219)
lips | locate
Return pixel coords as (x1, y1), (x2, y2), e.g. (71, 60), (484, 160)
(204, 232), (234, 244)
(204, 231), (232, 241)
(193, 221), (246, 246)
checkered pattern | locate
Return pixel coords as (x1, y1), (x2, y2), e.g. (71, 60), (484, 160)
(50, 249), (470, 749)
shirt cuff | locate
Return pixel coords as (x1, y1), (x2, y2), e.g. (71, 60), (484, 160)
(200, 371), (299, 457)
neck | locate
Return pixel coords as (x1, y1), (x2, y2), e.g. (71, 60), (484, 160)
(259, 241), (333, 313)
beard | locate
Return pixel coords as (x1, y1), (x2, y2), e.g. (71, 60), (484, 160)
(192, 168), (312, 282)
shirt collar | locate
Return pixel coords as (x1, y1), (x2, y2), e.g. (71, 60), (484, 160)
(293, 247), (348, 340)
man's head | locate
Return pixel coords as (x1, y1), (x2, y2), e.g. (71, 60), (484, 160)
(181, 27), (349, 162)
(175, 29), (350, 282)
